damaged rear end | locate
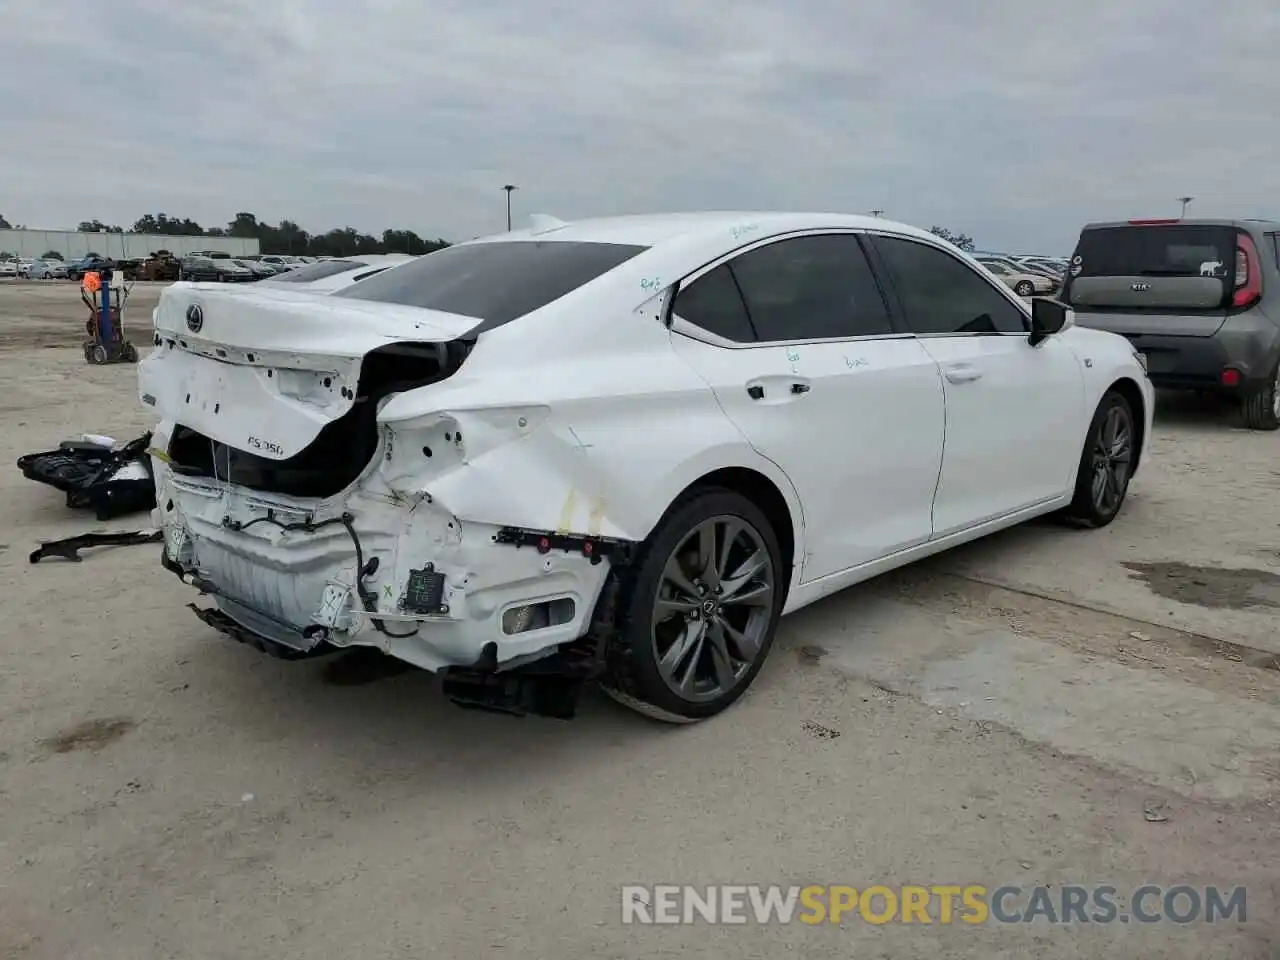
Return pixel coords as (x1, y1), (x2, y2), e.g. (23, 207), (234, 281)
(140, 284), (620, 716)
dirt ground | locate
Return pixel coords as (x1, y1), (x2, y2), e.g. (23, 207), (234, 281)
(1, 279), (1277, 959)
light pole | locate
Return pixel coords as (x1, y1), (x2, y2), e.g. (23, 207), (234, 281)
(1177, 196), (1194, 218)
(503, 184), (518, 231)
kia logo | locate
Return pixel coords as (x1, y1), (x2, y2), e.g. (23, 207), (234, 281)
(185, 303), (204, 333)
(1130, 282), (1151, 292)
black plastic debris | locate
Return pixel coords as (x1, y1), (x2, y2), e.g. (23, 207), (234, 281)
(17, 432), (157, 521)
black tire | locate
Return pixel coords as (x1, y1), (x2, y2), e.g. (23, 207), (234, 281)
(1015, 280), (1035, 297)
(215, 272), (225, 282)
(1241, 364), (1280, 431)
(600, 487), (785, 723)
(1061, 389), (1136, 528)
(122, 342), (139, 363)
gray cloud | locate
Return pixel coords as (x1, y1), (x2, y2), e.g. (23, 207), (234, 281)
(2, 0), (1276, 251)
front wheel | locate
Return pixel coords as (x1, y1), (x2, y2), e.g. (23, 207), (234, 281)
(1015, 280), (1035, 297)
(601, 488), (785, 722)
(1241, 363), (1280, 431)
(1061, 389), (1136, 528)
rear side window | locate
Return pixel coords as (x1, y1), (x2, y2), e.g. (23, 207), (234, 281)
(671, 264), (755, 342)
(1071, 225), (1234, 279)
(728, 234), (893, 341)
(269, 259), (363, 282)
(336, 240), (647, 331)
(873, 236), (1028, 335)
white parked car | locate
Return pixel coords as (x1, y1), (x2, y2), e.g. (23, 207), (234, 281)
(0, 260), (17, 278)
(27, 259), (70, 279)
(976, 258), (1059, 296)
(252, 254), (416, 293)
(140, 212), (1152, 722)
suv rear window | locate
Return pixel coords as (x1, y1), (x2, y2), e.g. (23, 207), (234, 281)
(335, 240), (648, 331)
(1071, 225), (1234, 279)
(1064, 224), (1236, 311)
(268, 259), (363, 282)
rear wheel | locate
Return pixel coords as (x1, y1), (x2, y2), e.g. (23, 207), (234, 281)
(1061, 389), (1135, 528)
(1015, 280), (1035, 297)
(601, 488), (784, 722)
(1241, 363), (1280, 431)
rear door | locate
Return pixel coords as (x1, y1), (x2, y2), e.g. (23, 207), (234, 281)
(667, 231), (945, 582)
(1063, 223), (1235, 337)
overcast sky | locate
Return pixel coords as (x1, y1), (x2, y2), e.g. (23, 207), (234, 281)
(2, 0), (1276, 252)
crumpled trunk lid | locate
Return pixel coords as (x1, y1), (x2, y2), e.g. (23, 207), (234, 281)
(138, 283), (480, 462)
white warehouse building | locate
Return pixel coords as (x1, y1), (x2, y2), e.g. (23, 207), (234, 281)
(0, 229), (260, 260)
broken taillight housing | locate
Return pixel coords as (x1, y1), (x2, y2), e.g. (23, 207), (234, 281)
(1232, 233), (1262, 309)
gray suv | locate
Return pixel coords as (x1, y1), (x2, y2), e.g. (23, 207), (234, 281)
(1062, 218), (1280, 430)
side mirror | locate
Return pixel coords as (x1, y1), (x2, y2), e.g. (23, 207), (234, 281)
(1028, 297), (1071, 347)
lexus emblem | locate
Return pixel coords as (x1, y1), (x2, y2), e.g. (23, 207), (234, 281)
(185, 303), (204, 333)
(1130, 282), (1151, 292)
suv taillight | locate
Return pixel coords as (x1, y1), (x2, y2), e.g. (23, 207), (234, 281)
(1232, 233), (1262, 308)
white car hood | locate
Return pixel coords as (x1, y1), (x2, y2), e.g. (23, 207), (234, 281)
(139, 284), (481, 460)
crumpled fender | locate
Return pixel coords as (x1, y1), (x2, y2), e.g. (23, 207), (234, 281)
(374, 391), (804, 549)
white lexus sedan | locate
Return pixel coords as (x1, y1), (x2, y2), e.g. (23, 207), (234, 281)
(139, 212), (1152, 723)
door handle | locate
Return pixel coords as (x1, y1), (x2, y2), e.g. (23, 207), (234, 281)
(747, 384), (765, 400)
(790, 382), (810, 395)
(943, 364), (983, 384)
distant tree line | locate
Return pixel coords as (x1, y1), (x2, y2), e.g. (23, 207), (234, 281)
(0, 210), (449, 257)
(928, 226), (976, 251)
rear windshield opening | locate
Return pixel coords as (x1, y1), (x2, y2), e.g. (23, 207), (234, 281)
(334, 240), (648, 333)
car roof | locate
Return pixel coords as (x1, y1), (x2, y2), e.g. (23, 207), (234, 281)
(463, 211), (943, 250)
(1082, 217), (1280, 231)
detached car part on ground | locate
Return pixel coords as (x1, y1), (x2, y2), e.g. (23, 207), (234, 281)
(1064, 218), (1280, 430)
(141, 212), (1152, 722)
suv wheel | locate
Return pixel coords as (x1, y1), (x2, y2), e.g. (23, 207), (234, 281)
(1241, 363), (1280, 431)
(601, 488), (784, 723)
(1015, 280), (1035, 297)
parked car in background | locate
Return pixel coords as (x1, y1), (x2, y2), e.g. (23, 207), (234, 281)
(0, 260), (17, 278)
(66, 255), (114, 282)
(976, 258), (1058, 296)
(16, 258), (37, 278)
(142, 211), (1151, 722)
(141, 252), (182, 281)
(252, 254), (416, 293)
(257, 254), (305, 271)
(28, 259), (70, 279)
(1063, 217), (1280, 430)
(179, 255), (255, 282)
(232, 258), (277, 279)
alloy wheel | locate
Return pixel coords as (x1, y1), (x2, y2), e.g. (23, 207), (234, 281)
(650, 515), (775, 703)
(1090, 403), (1133, 514)
(1272, 367), (1280, 420)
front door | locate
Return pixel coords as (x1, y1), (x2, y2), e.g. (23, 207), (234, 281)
(667, 232), (945, 582)
(868, 233), (1087, 536)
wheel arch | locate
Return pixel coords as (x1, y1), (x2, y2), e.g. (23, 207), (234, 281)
(1106, 376), (1148, 478)
(666, 465), (801, 597)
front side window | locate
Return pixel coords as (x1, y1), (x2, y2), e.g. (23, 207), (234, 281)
(873, 235), (1028, 335)
(727, 234), (892, 342)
